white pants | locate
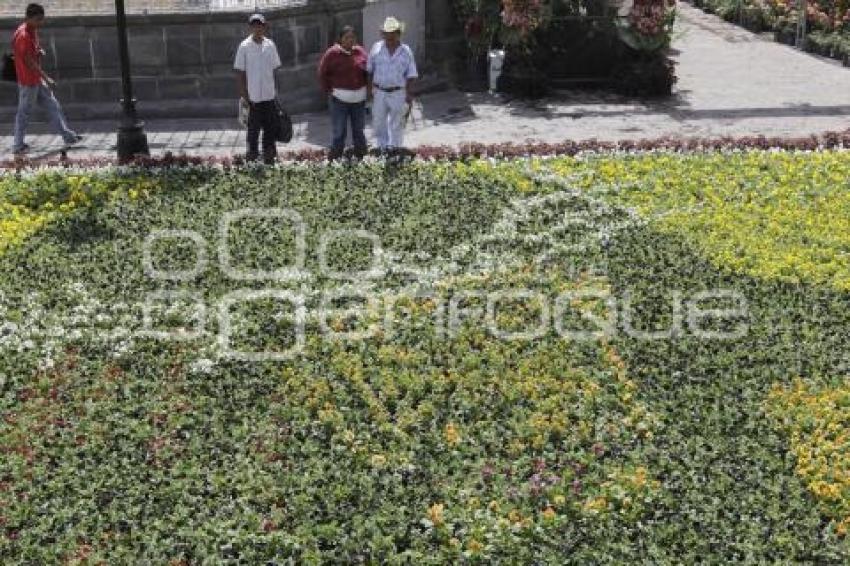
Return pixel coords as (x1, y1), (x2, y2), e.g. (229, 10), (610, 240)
(372, 89), (407, 149)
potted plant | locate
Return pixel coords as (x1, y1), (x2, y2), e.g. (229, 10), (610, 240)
(611, 0), (678, 96)
(452, 0), (502, 91)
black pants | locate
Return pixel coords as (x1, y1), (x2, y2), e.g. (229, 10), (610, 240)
(247, 100), (277, 163)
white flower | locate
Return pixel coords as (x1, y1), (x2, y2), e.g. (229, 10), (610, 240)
(0, 322), (18, 337)
(616, 0), (635, 17)
(190, 358), (216, 374)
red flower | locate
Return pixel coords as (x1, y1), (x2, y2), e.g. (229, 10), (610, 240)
(465, 16), (483, 38)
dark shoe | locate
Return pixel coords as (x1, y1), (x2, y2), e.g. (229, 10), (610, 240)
(13, 143), (30, 155)
(245, 152), (260, 162)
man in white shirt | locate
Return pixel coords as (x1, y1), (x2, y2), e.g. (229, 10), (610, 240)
(366, 17), (418, 152)
(234, 13), (282, 163)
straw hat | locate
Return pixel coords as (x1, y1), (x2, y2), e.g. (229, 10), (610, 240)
(381, 17), (405, 34)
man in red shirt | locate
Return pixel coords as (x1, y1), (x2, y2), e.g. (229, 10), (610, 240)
(12, 3), (82, 156)
(318, 26), (368, 159)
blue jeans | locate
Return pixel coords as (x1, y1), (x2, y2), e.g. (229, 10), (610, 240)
(330, 97), (367, 156)
(14, 83), (77, 152)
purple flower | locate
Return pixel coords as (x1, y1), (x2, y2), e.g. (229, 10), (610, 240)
(533, 458), (546, 474)
(481, 463), (495, 482)
(530, 473), (544, 496)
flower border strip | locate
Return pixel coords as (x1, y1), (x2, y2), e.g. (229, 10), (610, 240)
(2, 130), (850, 171)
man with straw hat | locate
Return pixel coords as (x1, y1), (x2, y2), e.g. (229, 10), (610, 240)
(366, 16), (418, 153)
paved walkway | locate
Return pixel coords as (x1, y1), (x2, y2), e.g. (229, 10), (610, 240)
(3, 4), (850, 160)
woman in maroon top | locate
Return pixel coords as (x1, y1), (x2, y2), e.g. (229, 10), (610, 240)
(318, 26), (369, 159)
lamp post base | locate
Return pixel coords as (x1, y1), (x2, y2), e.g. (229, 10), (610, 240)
(117, 121), (149, 163)
(117, 97), (149, 162)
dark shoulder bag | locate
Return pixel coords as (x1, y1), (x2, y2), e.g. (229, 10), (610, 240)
(2, 38), (16, 83)
(272, 71), (292, 143)
(274, 98), (293, 143)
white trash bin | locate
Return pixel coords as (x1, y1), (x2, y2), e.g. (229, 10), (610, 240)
(488, 49), (505, 93)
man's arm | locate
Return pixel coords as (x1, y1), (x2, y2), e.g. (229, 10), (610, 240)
(21, 46), (52, 86)
(233, 44), (249, 101)
(405, 48), (419, 104)
(236, 70), (249, 102)
(270, 42), (282, 97)
(405, 77), (416, 104)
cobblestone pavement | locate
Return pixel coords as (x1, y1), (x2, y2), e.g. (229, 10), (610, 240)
(2, 4), (849, 161)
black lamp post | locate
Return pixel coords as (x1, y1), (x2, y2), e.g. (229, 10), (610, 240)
(114, 0), (149, 161)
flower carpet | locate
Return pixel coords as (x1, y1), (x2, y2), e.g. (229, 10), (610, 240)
(1, 149), (849, 562)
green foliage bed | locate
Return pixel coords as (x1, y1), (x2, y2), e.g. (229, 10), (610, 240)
(1, 152), (850, 563)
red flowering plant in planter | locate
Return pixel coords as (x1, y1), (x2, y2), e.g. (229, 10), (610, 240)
(451, 0), (503, 89)
(452, 0), (502, 58)
(450, 0), (553, 95)
(610, 0), (677, 96)
(615, 0), (677, 51)
(496, 0), (555, 96)
(499, 0), (553, 51)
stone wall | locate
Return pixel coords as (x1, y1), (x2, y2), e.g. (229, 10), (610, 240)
(0, 0), (366, 119)
(0, 0), (456, 121)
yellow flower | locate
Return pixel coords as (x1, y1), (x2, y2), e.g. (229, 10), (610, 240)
(507, 509), (522, 524)
(583, 497), (607, 514)
(768, 379), (850, 524)
(553, 495), (566, 506)
(542, 506), (556, 521)
(370, 454), (387, 468)
(427, 503), (445, 527)
(444, 422), (461, 446)
(467, 539), (484, 554)
(488, 500), (500, 512)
